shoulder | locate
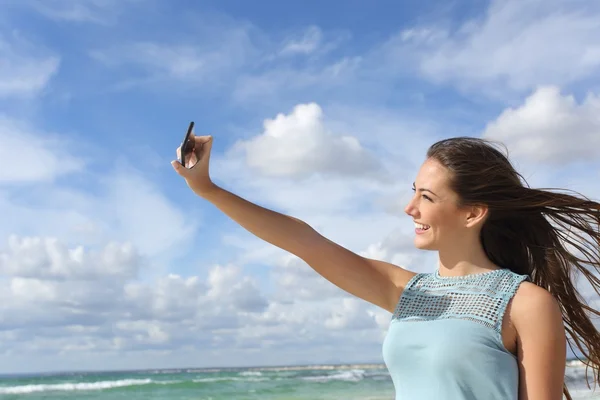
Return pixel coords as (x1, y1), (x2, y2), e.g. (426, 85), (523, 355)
(510, 281), (563, 336)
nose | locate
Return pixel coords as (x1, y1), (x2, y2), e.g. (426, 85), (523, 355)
(404, 196), (419, 217)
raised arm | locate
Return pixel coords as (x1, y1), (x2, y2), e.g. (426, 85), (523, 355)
(171, 135), (416, 312)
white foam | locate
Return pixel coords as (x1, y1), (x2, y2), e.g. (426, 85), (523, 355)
(192, 376), (268, 383)
(302, 369), (366, 383)
(0, 378), (153, 394)
(569, 388), (600, 399)
(239, 371), (263, 377)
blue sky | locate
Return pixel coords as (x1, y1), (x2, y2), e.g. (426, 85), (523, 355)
(1, 0), (600, 374)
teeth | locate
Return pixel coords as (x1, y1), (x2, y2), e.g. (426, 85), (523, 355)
(415, 223), (430, 230)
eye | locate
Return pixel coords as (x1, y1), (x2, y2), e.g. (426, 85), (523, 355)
(412, 187), (433, 202)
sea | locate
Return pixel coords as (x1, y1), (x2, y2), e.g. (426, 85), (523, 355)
(0, 361), (598, 400)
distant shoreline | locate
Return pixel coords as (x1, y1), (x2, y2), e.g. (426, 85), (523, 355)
(0, 359), (588, 379)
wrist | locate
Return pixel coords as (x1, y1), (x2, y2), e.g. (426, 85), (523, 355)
(197, 182), (221, 200)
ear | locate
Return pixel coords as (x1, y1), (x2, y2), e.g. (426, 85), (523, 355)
(465, 204), (488, 228)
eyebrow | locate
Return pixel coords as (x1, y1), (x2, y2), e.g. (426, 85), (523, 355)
(412, 182), (439, 197)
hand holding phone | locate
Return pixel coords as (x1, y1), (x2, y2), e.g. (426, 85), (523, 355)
(180, 121), (196, 168)
(172, 122), (215, 196)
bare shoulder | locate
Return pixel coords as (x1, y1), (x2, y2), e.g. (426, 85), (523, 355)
(510, 281), (564, 336)
(511, 281), (561, 320)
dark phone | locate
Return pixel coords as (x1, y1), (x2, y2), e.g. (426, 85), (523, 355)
(180, 121), (195, 167)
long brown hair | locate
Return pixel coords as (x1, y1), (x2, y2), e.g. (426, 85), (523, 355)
(427, 137), (600, 399)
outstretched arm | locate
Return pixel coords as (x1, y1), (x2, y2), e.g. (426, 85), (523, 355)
(171, 134), (415, 312)
(202, 185), (415, 312)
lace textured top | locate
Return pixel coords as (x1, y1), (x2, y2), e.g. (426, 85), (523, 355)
(382, 268), (529, 400)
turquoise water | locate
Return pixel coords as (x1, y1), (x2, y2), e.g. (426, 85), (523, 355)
(0, 364), (394, 400)
(0, 363), (597, 399)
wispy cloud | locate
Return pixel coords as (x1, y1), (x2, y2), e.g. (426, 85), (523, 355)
(88, 22), (258, 93)
(231, 56), (361, 102)
(0, 34), (60, 98)
(91, 38), (251, 82)
(279, 26), (323, 56)
(0, 116), (81, 183)
(379, 0), (600, 96)
(21, 0), (141, 24)
(88, 18), (357, 101)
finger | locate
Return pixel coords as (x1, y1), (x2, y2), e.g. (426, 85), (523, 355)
(171, 160), (189, 177)
(183, 132), (196, 153)
(193, 135), (212, 146)
(194, 136), (213, 158)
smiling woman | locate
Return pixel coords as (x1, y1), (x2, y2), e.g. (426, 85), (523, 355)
(172, 134), (600, 400)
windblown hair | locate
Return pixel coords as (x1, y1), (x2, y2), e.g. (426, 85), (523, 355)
(427, 137), (600, 400)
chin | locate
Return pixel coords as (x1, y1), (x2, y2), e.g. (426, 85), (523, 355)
(414, 238), (437, 251)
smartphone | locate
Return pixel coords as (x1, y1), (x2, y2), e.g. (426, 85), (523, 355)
(180, 121), (195, 167)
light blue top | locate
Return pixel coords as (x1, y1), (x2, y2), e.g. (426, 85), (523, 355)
(382, 268), (529, 400)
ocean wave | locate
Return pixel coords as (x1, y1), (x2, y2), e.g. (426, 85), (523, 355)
(0, 379), (153, 394)
(192, 376), (269, 383)
(239, 371), (263, 377)
(566, 365), (600, 389)
(569, 388), (600, 400)
(302, 369), (366, 383)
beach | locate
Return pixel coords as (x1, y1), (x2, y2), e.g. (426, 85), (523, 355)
(0, 362), (597, 399)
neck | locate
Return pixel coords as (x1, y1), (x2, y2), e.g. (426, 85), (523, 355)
(437, 239), (500, 277)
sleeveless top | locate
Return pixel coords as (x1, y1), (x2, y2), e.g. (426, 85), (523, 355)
(382, 268), (529, 400)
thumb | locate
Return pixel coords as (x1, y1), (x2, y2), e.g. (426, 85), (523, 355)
(171, 160), (189, 177)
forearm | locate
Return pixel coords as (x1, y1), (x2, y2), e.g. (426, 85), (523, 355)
(202, 185), (319, 257)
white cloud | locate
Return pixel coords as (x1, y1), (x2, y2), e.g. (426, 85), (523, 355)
(0, 168), (194, 259)
(0, 34), (60, 98)
(324, 297), (378, 330)
(0, 237), (139, 328)
(206, 265), (268, 312)
(360, 229), (437, 274)
(272, 254), (348, 302)
(0, 236), (268, 356)
(383, 0), (600, 95)
(123, 274), (207, 322)
(0, 236), (139, 280)
(0, 227), (400, 372)
(482, 86), (600, 163)
(232, 103), (386, 180)
(280, 26), (323, 56)
(0, 116), (82, 183)
(115, 320), (170, 344)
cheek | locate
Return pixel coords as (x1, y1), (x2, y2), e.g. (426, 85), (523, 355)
(430, 211), (463, 234)
(437, 218), (464, 235)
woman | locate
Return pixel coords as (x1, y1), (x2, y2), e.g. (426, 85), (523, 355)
(172, 135), (600, 400)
